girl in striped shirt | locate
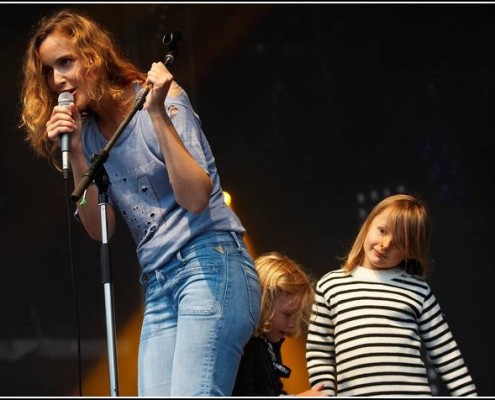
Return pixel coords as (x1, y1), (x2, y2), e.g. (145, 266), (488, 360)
(306, 194), (477, 396)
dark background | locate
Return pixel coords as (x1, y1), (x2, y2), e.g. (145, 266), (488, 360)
(0, 2), (493, 396)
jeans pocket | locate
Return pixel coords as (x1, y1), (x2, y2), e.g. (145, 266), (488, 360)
(242, 261), (262, 326)
(175, 249), (222, 316)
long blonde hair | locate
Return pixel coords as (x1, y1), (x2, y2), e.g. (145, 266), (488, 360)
(255, 251), (315, 338)
(343, 194), (431, 278)
(19, 9), (146, 170)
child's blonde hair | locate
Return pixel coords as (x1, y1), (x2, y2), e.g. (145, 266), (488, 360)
(255, 251), (315, 338)
(343, 194), (431, 277)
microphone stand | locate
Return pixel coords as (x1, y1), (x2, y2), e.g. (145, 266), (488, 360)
(70, 31), (182, 397)
(93, 164), (119, 396)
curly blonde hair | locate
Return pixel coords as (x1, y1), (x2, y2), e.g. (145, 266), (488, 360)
(255, 251), (315, 338)
(343, 194), (431, 278)
(19, 8), (146, 170)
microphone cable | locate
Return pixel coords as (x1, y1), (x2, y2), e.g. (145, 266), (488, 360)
(63, 173), (83, 396)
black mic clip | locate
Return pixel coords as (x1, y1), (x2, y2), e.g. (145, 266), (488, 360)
(162, 31), (182, 67)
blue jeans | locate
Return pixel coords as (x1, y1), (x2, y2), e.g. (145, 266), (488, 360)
(137, 231), (261, 396)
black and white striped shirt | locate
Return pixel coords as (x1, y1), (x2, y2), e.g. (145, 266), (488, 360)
(306, 266), (477, 396)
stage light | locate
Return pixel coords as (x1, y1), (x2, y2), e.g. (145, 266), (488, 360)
(223, 191), (232, 206)
(356, 184), (408, 220)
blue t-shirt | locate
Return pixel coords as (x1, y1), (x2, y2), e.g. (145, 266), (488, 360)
(82, 87), (245, 273)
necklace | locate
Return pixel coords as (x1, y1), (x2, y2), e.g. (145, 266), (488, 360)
(264, 338), (291, 379)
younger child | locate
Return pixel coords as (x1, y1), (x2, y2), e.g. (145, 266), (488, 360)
(306, 194), (477, 396)
(233, 251), (325, 396)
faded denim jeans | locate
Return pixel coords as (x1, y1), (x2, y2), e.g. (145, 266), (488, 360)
(138, 231), (261, 396)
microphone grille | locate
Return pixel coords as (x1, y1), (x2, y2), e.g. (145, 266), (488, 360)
(58, 91), (74, 106)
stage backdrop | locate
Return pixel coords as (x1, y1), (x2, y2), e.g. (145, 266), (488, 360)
(0, 3), (493, 396)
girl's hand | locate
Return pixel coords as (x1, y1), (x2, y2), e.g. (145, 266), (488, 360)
(46, 101), (78, 145)
(144, 61), (173, 112)
(296, 383), (327, 397)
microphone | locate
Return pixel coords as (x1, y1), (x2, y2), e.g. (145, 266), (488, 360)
(58, 91), (74, 180)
